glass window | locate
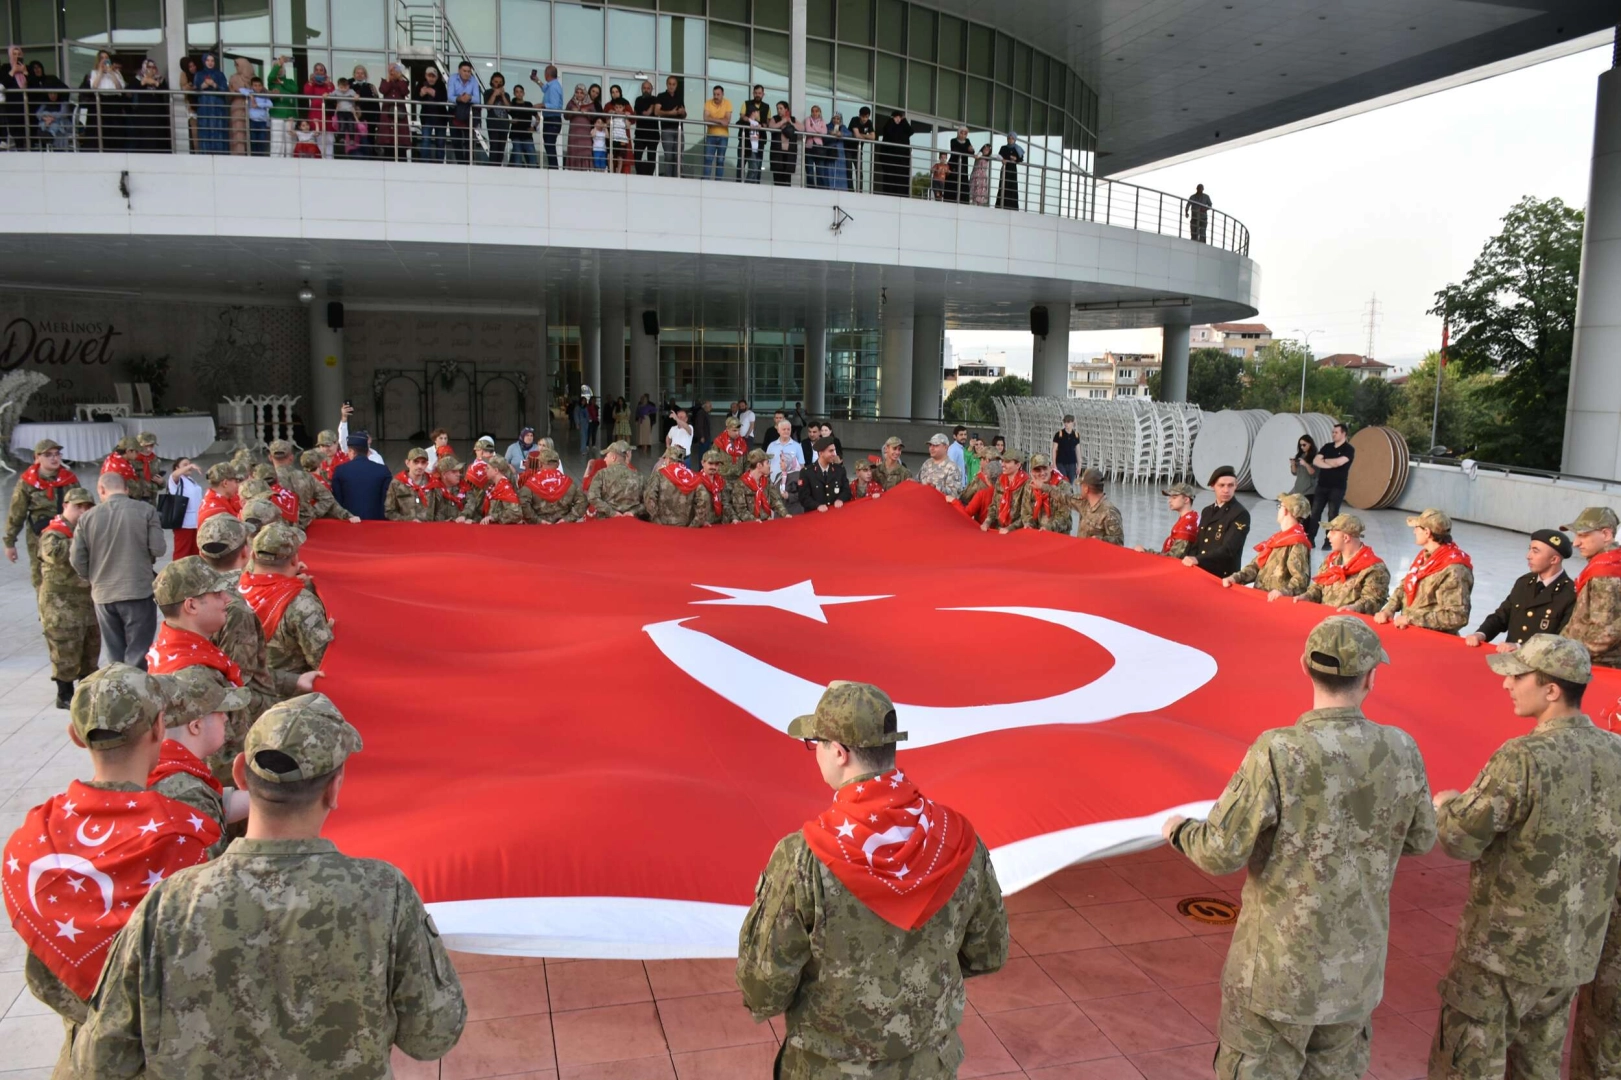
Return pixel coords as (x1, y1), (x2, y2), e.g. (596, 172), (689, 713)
(662, 0), (702, 14)
(19, 0), (57, 44)
(444, 0), (496, 53)
(753, 0), (787, 30)
(806, 0), (831, 37)
(274, 0), (325, 48)
(966, 76), (989, 128)
(1048, 55), (1064, 102)
(938, 14), (963, 69)
(1030, 100), (1045, 136)
(874, 0), (902, 53)
(1013, 41), (1029, 92)
(607, 8), (654, 68)
(331, 0), (381, 47)
(112, 0), (164, 43)
(187, 0), (215, 45)
(501, 0), (550, 57)
(906, 60), (931, 112)
(874, 51), (901, 109)
(334, 49), (383, 82)
(708, 21), (748, 83)
(936, 67), (961, 120)
(710, 0), (746, 21)
(995, 87), (1009, 132)
(1033, 53), (1047, 100)
(906, 6), (933, 61)
(967, 23), (991, 77)
(751, 28), (788, 88)
(554, 3), (603, 65)
(806, 38), (832, 92)
(663, 15), (705, 73)
(66, 0), (110, 42)
(220, 0), (270, 42)
(836, 0), (869, 46)
(835, 45), (870, 99)
(994, 32), (1010, 83)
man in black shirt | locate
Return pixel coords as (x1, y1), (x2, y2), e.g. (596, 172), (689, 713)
(1308, 422), (1355, 549)
(799, 437), (849, 513)
(1465, 529), (1577, 648)
(1181, 466), (1250, 578)
(1050, 415), (1080, 482)
(847, 107), (875, 192)
(632, 78), (659, 176)
(654, 75), (686, 177)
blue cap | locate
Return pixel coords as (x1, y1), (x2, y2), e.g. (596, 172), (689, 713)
(346, 433), (368, 449)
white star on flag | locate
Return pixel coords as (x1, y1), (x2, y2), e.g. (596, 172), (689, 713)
(138, 819), (160, 835)
(54, 918), (82, 942)
(869, 814), (879, 822)
(855, 784), (864, 793)
(894, 864), (910, 879)
(5, 856), (18, 873)
(46, 894), (57, 904)
(187, 814), (205, 832)
(142, 869), (164, 887)
(688, 580), (890, 623)
(835, 820), (856, 839)
(61, 800), (77, 817)
(66, 877), (86, 893)
(126, 801), (137, 808)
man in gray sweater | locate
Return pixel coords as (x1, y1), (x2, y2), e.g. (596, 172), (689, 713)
(71, 472), (165, 667)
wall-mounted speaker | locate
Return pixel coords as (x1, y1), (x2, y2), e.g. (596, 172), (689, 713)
(642, 310), (660, 336)
(1029, 305), (1049, 338)
(326, 301), (345, 330)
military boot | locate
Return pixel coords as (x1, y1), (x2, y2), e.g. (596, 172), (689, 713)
(54, 679), (73, 709)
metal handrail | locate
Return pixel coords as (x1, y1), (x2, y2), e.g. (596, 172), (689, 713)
(1, 86), (1251, 255)
(1410, 453), (1621, 491)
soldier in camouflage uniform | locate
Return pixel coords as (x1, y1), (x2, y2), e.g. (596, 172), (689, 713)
(37, 487), (100, 709)
(299, 448), (325, 477)
(75, 693), (468, 1077)
(1376, 508), (1474, 634)
(1022, 454), (1073, 534)
(729, 449), (790, 523)
(957, 450), (1000, 526)
(429, 456), (470, 522)
(270, 439), (360, 527)
(873, 436), (910, 489)
(983, 450), (1031, 534)
(1559, 506), (1621, 669)
(519, 446), (587, 524)
(249, 524), (334, 682)
(1291, 512), (1390, 613)
(643, 446), (703, 526)
(239, 495), (291, 538)
(5, 438), (81, 590)
(149, 666), (252, 855)
(385, 448), (437, 522)
(128, 432), (164, 502)
(589, 441), (647, 519)
(1427, 635), (1621, 1080)
(1135, 482), (1201, 558)
(738, 682), (1008, 1078)
(457, 460), (523, 524)
(917, 434), (964, 501)
(1072, 467), (1125, 545)
(694, 449), (731, 526)
(474, 435), (518, 483)
(1164, 617), (1437, 1080)
(1225, 492), (1312, 595)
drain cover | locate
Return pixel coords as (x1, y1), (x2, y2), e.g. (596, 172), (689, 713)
(1176, 896), (1240, 925)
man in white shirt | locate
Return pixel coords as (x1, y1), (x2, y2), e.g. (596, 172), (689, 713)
(335, 405), (385, 465)
(738, 399), (757, 446)
(765, 419), (804, 494)
(666, 407), (694, 458)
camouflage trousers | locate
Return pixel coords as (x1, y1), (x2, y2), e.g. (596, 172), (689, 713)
(38, 591), (100, 682)
(23, 531), (42, 590)
(50, 1017), (76, 1080)
(1570, 903), (1621, 1080)
(774, 1036), (963, 1079)
(1214, 998), (1371, 1080)
(1427, 958), (1575, 1080)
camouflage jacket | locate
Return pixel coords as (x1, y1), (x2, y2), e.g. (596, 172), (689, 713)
(150, 769), (229, 859)
(1299, 554), (1391, 614)
(737, 829), (1008, 1076)
(916, 458), (963, 500)
(4, 468), (76, 547)
(1563, 545), (1621, 668)
(429, 487), (467, 522)
(216, 586), (283, 753)
(1232, 541), (1312, 595)
(484, 456), (518, 483)
(278, 465), (349, 527)
(1379, 561), (1473, 634)
(458, 486), (523, 525)
(1074, 496), (1125, 546)
(38, 527), (91, 597)
(588, 464), (646, 519)
(1021, 479), (1073, 534)
(520, 479), (587, 525)
(265, 587), (333, 677)
(1435, 713), (1621, 986)
(74, 837), (467, 1079)
(727, 477), (789, 523)
(1175, 707), (1437, 1024)
(643, 470), (702, 527)
(384, 479), (436, 522)
(874, 461), (910, 491)
(693, 479), (730, 526)
(987, 478), (1033, 532)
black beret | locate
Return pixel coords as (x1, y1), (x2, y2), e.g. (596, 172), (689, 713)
(1207, 465), (1236, 485)
(814, 436), (836, 451)
(1530, 529), (1571, 557)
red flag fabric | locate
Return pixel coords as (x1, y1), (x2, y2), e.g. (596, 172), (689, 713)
(1162, 510), (1200, 554)
(196, 488), (240, 525)
(100, 453), (136, 483)
(2, 782), (219, 997)
(297, 485), (1621, 958)
(238, 572), (308, 638)
(146, 623), (243, 686)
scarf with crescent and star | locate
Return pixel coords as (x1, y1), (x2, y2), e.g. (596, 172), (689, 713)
(20, 463), (78, 496)
(146, 623), (244, 685)
(147, 740), (224, 795)
(238, 572), (308, 639)
(521, 468), (574, 504)
(1162, 510), (1200, 554)
(1402, 543), (1472, 605)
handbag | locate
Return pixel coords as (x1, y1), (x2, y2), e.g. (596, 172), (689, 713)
(155, 491), (188, 530)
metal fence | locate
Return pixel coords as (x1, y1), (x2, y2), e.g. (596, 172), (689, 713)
(0, 86), (1250, 255)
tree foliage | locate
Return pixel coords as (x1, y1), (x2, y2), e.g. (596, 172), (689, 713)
(1237, 342), (1358, 417)
(1146, 348), (1244, 410)
(1388, 352), (1499, 457)
(945, 374), (1032, 424)
(1430, 195), (1582, 468)
(1349, 376), (1401, 429)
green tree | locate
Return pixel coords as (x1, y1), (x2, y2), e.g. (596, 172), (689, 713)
(1349, 376), (1402, 428)
(1430, 195), (1582, 468)
(1238, 342), (1357, 417)
(1146, 348), (1244, 409)
(945, 374), (1032, 424)
(1388, 352), (1498, 456)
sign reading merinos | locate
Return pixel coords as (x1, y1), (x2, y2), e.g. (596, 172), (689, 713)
(0, 317), (122, 371)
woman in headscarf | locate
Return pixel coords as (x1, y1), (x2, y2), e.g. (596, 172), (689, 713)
(227, 56), (255, 154)
(803, 105), (828, 188)
(264, 54), (298, 156)
(603, 84), (634, 173)
(81, 49), (127, 151)
(301, 61), (333, 158)
(376, 62), (411, 161)
(996, 132), (1023, 210)
(177, 56), (198, 150)
(969, 142), (992, 207)
(350, 64), (378, 157)
(129, 58), (170, 153)
(564, 83), (593, 170)
(414, 66), (448, 162)
(192, 52), (229, 154)
(826, 112), (850, 192)
(947, 126), (974, 204)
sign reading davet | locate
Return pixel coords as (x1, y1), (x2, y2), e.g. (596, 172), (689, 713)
(0, 317), (122, 370)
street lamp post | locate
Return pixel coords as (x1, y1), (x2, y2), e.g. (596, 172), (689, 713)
(1292, 328), (1323, 413)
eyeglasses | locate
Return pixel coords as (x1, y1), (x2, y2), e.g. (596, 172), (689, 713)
(802, 738), (820, 751)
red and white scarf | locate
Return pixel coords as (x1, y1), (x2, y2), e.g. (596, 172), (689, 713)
(394, 470), (433, 508)
(657, 460), (703, 495)
(41, 516), (73, 540)
(1314, 544), (1381, 586)
(267, 484), (299, 524)
(740, 471), (773, 520)
(146, 623), (243, 685)
(196, 487), (240, 525)
(521, 468), (573, 504)
(428, 473), (468, 510)
(1253, 523), (1308, 567)
(1576, 547), (1621, 593)
(19, 463), (78, 496)
(714, 433), (748, 464)
(697, 471), (725, 517)
(995, 471), (1027, 528)
(1402, 543), (1473, 605)
(1162, 510), (1200, 554)
(100, 453), (136, 483)
(238, 572), (307, 638)
(855, 477), (884, 500)
(148, 739), (224, 795)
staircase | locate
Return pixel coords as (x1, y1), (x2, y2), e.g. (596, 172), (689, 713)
(393, 0), (489, 153)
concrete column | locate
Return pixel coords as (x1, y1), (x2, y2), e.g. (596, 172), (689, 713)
(1564, 64), (1621, 478)
(630, 308), (659, 404)
(879, 300), (915, 418)
(307, 292), (343, 438)
(789, 0), (807, 123)
(601, 287), (626, 402)
(804, 305), (827, 415)
(581, 278), (602, 396)
(1030, 303), (1071, 400)
(164, 0), (189, 153)
(1160, 315), (1192, 404)
(911, 309), (945, 419)
(538, 299), (553, 437)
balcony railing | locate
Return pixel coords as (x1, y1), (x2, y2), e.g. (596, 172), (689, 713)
(0, 87), (1251, 256)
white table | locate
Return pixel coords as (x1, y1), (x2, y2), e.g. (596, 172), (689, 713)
(115, 416), (218, 459)
(10, 421), (122, 464)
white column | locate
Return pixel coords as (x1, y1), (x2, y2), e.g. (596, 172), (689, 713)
(804, 305), (827, 415)
(164, 0), (189, 153)
(911, 309), (945, 419)
(879, 301), (915, 418)
(789, 0), (807, 122)
(601, 287), (626, 402)
(538, 300), (553, 438)
(307, 292), (343, 439)
(630, 309), (659, 404)
(1160, 315), (1191, 403)
(581, 278), (602, 395)
(1030, 302), (1071, 399)
(1564, 64), (1621, 478)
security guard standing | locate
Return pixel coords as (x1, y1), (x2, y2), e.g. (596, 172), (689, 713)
(1464, 529), (1575, 649)
(74, 693), (468, 1077)
(737, 682), (1008, 1079)
(1163, 617), (1436, 1080)
(1182, 466), (1250, 578)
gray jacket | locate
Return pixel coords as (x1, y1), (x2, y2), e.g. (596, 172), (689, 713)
(70, 493), (165, 604)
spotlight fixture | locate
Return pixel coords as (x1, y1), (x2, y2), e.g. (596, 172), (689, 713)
(297, 282), (315, 304)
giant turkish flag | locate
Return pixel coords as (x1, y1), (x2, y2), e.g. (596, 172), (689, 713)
(302, 483), (1621, 958)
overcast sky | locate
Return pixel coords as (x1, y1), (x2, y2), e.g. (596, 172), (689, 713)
(950, 44), (1610, 376)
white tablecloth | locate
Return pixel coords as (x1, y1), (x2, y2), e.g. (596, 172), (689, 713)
(115, 416), (218, 459)
(9, 421), (122, 464)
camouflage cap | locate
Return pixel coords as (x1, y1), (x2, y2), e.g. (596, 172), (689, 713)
(1029, 453), (1051, 469)
(163, 666), (252, 727)
(929, 433), (950, 446)
(724, 416), (741, 430)
(536, 446), (561, 464)
(267, 439), (295, 458)
(1405, 508), (1451, 534)
(244, 693), (363, 783)
(853, 457), (874, 472)
(701, 448), (728, 466)
(251, 464), (275, 482)
(197, 512), (250, 557)
(137, 431), (157, 446)
(206, 462), (241, 485)
(1078, 467), (1105, 488)
(154, 555), (237, 606)
(1303, 616), (1390, 678)
(70, 663), (172, 748)
(62, 486), (94, 507)
(883, 436), (904, 449)
(239, 498), (283, 535)
(1002, 448), (1026, 465)
(298, 449), (324, 471)
(435, 455), (463, 473)
(316, 429), (339, 446)
(607, 440), (633, 455)
(1324, 512), (1366, 537)
(1563, 506), (1620, 534)
(404, 447), (429, 463)
(251, 522), (302, 561)
(1487, 633), (1592, 684)
(980, 450), (1002, 463)
(239, 478), (271, 501)
(114, 436), (137, 453)
(744, 448), (769, 466)
(33, 438), (63, 454)
(474, 436), (496, 451)
(662, 445), (687, 461)
(1277, 492), (1311, 521)
(1161, 482), (1197, 499)
(786, 681), (908, 748)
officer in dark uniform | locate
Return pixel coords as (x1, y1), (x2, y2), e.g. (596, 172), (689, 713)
(1182, 466), (1251, 578)
(1465, 528), (1576, 648)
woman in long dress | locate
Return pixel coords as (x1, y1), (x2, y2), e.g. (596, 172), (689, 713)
(192, 53), (230, 154)
(996, 135), (1023, 210)
(636, 394), (656, 455)
(376, 63), (411, 161)
(129, 59), (170, 153)
(969, 143), (992, 207)
(613, 397), (632, 443)
(947, 127), (974, 203)
(227, 57), (254, 155)
(564, 84), (594, 170)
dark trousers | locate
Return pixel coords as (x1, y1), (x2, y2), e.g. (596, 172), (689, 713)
(543, 114), (562, 168)
(96, 598), (158, 669)
(634, 133), (657, 175)
(1307, 487), (1345, 545)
